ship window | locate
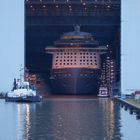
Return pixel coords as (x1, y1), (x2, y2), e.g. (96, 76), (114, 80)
(74, 53), (76, 55)
(56, 60), (58, 62)
(80, 63), (82, 65)
(90, 53), (92, 55)
(71, 60), (73, 61)
(60, 60), (62, 61)
(87, 56), (89, 58)
(63, 63), (65, 65)
(94, 56), (96, 58)
(95, 63), (97, 65)
(90, 56), (92, 58)
(83, 56), (85, 58)
(95, 60), (97, 62)
(91, 63), (93, 65)
(57, 53), (59, 55)
(83, 60), (85, 62)
(55, 63), (58, 65)
(60, 63), (62, 65)
(56, 56), (59, 58)
(94, 53), (96, 55)
(90, 60), (93, 61)
(87, 63), (89, 65)
(71, 56), (73, 58)
(74, 56), (76, 58)
(80, 60), (82, 62)
(64, 53), (66, 55)
(83, 63), (85, 65)
(80, 53), (82, 55)
(87, 60), (89, 62)
(74, 63), (76, 65)
(71, 63), (72, 65)
(87, 53), (89, 55)
(71, 53), (73, 55)
(67, 53), (69, 55)
(61, 53), (63, 55)
(67, 60), (69, 62)
(74, 60), (76, 61)
(64, 60), (66, 61)
(67, 63), (69, 65)
(67, 56), (69, 58)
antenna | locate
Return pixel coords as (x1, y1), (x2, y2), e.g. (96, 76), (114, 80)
(74, 25), (80, 32)
(19, 64), (24, 83)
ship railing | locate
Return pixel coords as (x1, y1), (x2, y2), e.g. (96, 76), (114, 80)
(26, 0), (120, 5)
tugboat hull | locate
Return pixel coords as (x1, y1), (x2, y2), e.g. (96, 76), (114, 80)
(5, 96), (42, 102)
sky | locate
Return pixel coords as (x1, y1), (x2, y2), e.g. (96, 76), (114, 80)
(121, 0), (140, 94)
(0, 1), (24, 91)
(0, 0), (140, 93)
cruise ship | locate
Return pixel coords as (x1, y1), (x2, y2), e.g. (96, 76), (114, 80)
(45, 26), (107, 95)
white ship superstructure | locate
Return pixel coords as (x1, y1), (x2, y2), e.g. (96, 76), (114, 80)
(45, 26), (107, 95)
(47, 47), (106, 70)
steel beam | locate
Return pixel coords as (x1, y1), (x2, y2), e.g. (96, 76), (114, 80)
(26, 0), (120, 5)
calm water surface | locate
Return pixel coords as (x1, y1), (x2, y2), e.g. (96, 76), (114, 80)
(0, 98), (140, 140)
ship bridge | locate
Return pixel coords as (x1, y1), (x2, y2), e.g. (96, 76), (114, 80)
(25, 0), (120, 83)
(54, 25), (99, 47)
(61, 25), (93, 40)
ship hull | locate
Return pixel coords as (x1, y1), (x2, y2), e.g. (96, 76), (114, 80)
(5, 96), (42, 102)
(50, 68), (101, 95)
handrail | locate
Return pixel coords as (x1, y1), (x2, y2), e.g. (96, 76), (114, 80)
(26, 0), (120, 5)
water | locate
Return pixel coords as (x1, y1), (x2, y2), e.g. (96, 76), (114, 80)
(0, 98), (140, 140)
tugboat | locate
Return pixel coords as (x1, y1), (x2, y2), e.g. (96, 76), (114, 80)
(98, 86), (109, 98)
(5, 68), (42, 102)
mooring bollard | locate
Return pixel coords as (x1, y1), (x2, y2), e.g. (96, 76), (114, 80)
(136, 112), (140, 120)
(136, 115), (140, 120)
(124, 106), (127, 111)
(121, 104), (123, 108)
(129, 108), (133, 114)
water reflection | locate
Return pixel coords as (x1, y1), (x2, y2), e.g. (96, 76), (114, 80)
(21, 98), (121, 140)
(2, 98), (140, 140)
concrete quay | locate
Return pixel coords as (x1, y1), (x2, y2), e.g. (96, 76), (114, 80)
(114, 98), (140, 119)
